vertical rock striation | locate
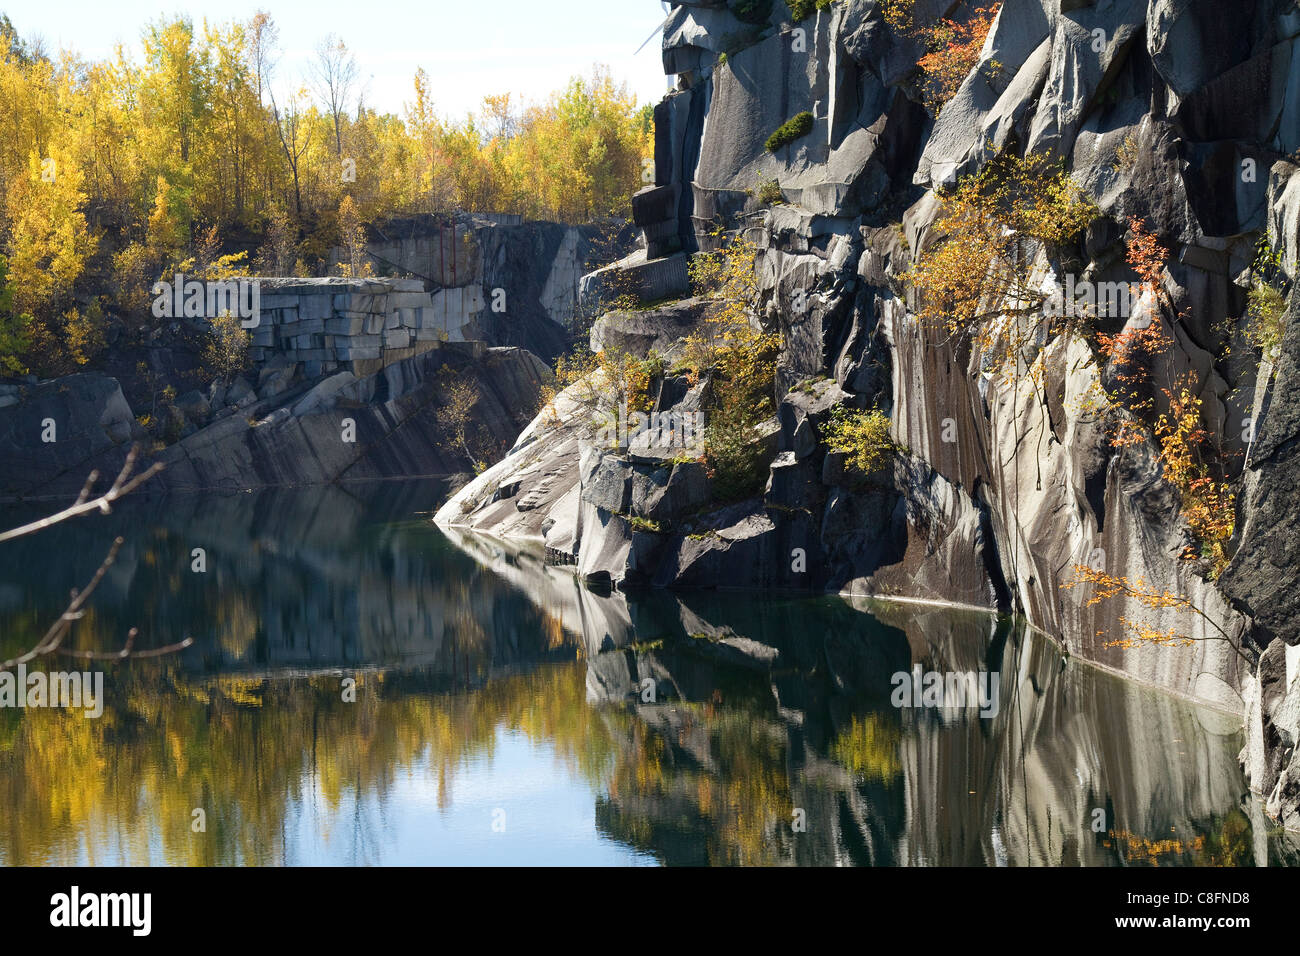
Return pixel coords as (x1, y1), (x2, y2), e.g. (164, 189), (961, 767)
(438, 0), (1300, 826)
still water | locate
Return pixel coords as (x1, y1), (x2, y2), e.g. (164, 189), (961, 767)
(0, 479), (1294, 866)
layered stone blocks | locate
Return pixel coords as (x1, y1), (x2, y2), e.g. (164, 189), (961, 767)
(250, 277), (482, 375)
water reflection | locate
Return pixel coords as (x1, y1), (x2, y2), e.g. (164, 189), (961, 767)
(0, 481), (1294, 866)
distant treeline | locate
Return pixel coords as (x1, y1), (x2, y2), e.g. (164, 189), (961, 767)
(0, 12), (653, 375)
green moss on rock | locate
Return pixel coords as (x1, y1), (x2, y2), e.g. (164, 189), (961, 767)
(765, 111), (814, 152)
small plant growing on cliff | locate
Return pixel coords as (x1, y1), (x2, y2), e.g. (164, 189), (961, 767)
(882, 1), (1001, 115)
(820, 406), (895, 476)
(880, 0), (916, 31)
(758, 179), (784, 205)
(202, 313), (251, 387)
(1242, 238), (1288, 363)
(914, 5), (1000, 115)
(1111, 132), (1141, 174)
(1154, 375), (1236, 575)
(1246, 283), (1287, 360)
(544, 345), (658, 445)
(730, 0), (774, 24)
(436, 369), (489, 473)
(686, 230), (780, 499)
(1092, 218), (1176, 448)
(765, 111), (815, 152)
(785, 0), (838, 22)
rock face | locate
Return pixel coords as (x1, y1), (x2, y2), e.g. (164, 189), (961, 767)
(438, 0), (1300, 828)
(0, 374), (143, 499)
(248, 276), (452, 375)
(325, 213), (619, 364)
(1, 211), (607, 500)
(0, 344), (550, 500)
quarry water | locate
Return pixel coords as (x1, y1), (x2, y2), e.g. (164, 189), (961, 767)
(0, 478), (1293, 866)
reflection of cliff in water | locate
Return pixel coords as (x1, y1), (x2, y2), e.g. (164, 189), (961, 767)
(0, 482), (1295, 865)
(0, 481), (576, 680)
(446, 531), (1299, 867)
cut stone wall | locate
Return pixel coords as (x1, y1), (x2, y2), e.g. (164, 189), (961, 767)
(248, 277), (479, 378)
(318, 214), (617, 362)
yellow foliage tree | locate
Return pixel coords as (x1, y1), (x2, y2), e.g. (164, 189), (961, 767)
(685, 231), (781, 498)
(3, 151), (100, 371)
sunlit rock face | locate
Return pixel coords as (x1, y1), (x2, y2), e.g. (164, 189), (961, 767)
(438, 0), (1300, 827)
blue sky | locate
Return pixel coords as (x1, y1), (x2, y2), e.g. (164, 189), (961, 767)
(5, 0), (675, 120)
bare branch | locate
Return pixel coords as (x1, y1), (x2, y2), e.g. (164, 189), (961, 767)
(0, 448), (191, 668)
(0, 445), (163, 543)
(1, 536), (124, 667)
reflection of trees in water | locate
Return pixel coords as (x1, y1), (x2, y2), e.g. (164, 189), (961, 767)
(0, 644), (1284, 866)
(0, 654), (896, 866)
(1, 482), (1293, 866)
(580, 599), (1294, 867)
(0, 666), (620, 865)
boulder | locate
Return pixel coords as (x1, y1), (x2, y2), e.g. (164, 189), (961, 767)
(0, 374), (141, 500)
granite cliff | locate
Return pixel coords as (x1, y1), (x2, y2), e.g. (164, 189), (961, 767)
(437, 0), (1300, 829)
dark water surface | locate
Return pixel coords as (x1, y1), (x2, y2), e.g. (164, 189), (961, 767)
(0, 479), (1293, 865)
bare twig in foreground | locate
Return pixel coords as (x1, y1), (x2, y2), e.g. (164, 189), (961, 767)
(1, 445), (191, 666)
(0, 444), (164, 543)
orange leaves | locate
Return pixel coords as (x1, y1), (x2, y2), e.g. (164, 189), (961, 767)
(1096, 321), (1172, 373)
(1061, 559), (1247, 662)
(908, 5), (1001, 115)
(906, 186), (1006, 336)
(1125, 216), (1168, 296)
(1095, 320), (1173, 437)
(1108, 619), (1194, 650)
(881, 0), (1001, 114)
(1102, 828), (1206, 864)
(1061, 564), (1193, 613)
(1092, 218), (1175, 451)
(1062, 565), (1221, 653)
(1154, 377), (1235, 574)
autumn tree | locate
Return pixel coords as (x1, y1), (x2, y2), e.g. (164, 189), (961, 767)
(884, 1), (1002, 115)
(255, 203), (298, 274)
(905, 150), (1096, 369)
(3, 150), (100, 373)
(202, 312), (251, 385)
(685, 231), (781, 499)
(337, 194), (371, 277)
(0, 12), (652, 376)
(1154, 377), (1235, 573)
(0, 254), (30, 374)
(436, 369), (488, 472)
(1061, 565), (1249, 664)
(820, 406), (896, 476)
(309, 34), (357, 157)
